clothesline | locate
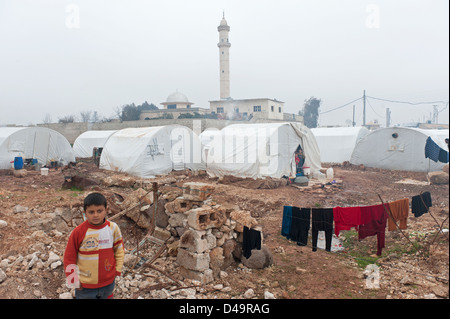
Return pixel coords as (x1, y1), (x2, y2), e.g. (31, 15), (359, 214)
(282, 192), (434, 256)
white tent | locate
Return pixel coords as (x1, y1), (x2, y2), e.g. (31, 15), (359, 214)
(204, 122), (322, 179)
(99, 125), (204, 178)
(311, 126), (370, 163)
(0, 127), (76, 169)
(73, 130), (117, 158)
(350, 127), (449, 172)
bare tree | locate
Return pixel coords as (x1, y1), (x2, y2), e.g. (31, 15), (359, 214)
(42, 113), (53, 124)
(79, 111), (92, 123)
(91, 111), (100, 123)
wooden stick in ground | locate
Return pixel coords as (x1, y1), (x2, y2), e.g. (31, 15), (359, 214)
(151, 182), (158, 237)
(378, 194), (421, 253)
(430, 216), (449, 246)
(109, 189), (153, 221)
(419, 192), (449, 242)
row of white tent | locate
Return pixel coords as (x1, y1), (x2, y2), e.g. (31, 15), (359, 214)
(0, 125), (448, 177)
(312, 126), (449, 172)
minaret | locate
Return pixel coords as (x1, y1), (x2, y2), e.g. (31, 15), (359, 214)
(218, 12), (231, 99)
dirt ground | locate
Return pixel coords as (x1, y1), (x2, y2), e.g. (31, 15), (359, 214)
(0, 160), (448, 300)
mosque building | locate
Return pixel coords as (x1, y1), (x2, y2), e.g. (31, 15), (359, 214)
(208, 14), (285, 121)
(141, 14), (297, 122)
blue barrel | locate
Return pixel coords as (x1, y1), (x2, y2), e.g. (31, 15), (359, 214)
(14, 157), (24, 170)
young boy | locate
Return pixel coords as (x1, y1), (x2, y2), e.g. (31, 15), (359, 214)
(64, 192), (125, 299)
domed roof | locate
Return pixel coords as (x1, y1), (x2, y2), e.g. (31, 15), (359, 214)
(220, 17), (228, 26)
(166, 91), (190, 103)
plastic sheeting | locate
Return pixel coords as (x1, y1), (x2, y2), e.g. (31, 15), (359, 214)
(73, 130), (117, 158)
(0, 127), (76, 169)
(311, 126), (370, 163)
(204, 122), (322, 179)
(99, 125), (204, 178)
(350, 127), (449, 172)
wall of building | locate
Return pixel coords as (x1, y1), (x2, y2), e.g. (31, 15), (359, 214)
(210, 98), (284, 120)
(140, 108), (210, 120)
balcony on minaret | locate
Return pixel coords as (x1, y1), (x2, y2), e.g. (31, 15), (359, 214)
(217, 41), (231, 48)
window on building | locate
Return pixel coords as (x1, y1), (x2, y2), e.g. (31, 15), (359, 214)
(187, 105), (191, 108)
(253, 105), (261, 112)
(167, 104), (176, 109)
(217, 107), (224, 114)
(271, 105), (274, 112)
(279, 107), (282, 113)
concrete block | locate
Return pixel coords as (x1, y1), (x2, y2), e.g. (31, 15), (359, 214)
(177, 248), (210, 272)
(182, 182), (215, 201)
(186, 206), (228, 231)
(179, 267), (214, 284)
(230, 210), (258, 232)
(179, 229), (208, 253)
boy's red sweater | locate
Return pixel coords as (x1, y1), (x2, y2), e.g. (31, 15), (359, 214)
(64, 219), (124, 289)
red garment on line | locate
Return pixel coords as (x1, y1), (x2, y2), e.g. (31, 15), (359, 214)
(358, 204), (389, 256)
(333, 206), (362, 237)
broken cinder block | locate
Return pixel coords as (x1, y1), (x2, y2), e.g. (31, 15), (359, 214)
(177, 248), (210, 272)
(187, 206), (227, 231)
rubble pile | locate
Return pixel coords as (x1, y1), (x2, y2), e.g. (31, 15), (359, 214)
(147, 181), (271, 284)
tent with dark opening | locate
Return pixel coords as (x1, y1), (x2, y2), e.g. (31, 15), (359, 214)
(202, 122), (322, 179)
(73, 130), (117, 158)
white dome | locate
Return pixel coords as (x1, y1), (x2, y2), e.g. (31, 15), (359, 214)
(220, 18), (228, 26)
(166, 91), (190, 103)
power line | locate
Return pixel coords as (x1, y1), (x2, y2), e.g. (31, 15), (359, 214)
(319, 97), (363, 115)
(366, 96), (449, 106)
(366, 97), (385, 119)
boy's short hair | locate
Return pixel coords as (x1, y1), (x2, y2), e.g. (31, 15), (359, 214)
(84, 192), (108, 211)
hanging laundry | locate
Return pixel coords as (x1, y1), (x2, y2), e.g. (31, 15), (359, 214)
(243, 226), (262, 259)
(311, 208), (334, 252)
(358, 204), (389, 256)
(387, 198), (409, 231)
(333, 206), (362, 237)
(425, 136), (441, 162)
(281, 206), (293, 240)
(411, 191), (432, 218)
(438, 148), (449, 163)
(290, 207), (310, 246)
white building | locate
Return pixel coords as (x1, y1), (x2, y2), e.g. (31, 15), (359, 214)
(209, 15), (286, 121)
(140, 91), (210, 120)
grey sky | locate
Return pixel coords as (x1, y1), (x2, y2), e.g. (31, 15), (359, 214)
(0, 0), (448, 127)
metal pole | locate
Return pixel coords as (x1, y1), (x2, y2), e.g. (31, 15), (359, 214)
(353, 105), (355, 127)
(363, 90), (366, 126)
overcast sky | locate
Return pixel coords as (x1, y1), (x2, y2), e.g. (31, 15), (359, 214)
(0, 0), (448, 127)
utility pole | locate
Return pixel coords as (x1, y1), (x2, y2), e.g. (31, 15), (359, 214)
(352, 105), (356, 127)
(433, 105), (439, 124)
(363, 90), (366, 126)
(386, 108), (391, 127)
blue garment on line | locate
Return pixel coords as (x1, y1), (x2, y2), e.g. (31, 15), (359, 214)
(281, 206), (292, 239)
(438, 148), (449, 163)
(425, 136), (441, 162)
